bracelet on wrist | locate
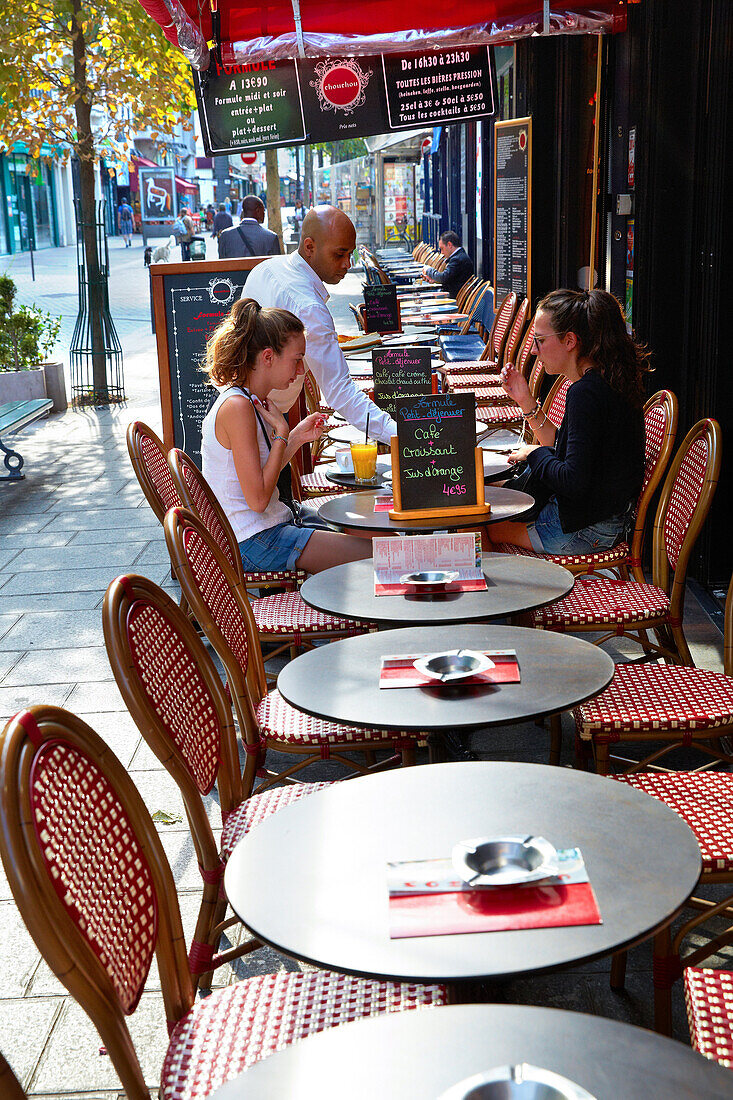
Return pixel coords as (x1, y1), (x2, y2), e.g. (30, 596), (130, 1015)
(522, 401), (542, 422)
(272, 433), (289, 444)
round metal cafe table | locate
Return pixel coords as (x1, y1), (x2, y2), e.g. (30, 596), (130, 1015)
(211, 1003), (732, 1100)
(299, 554), (573, 627)
(224, 762), (701, 986)
(317, 487), (535, 535)
(275, 623), (613, 732)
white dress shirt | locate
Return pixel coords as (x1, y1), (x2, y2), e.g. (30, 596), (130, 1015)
(244, 252), (397, 442)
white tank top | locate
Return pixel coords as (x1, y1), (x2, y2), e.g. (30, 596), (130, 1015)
(200, 386), (291, 543)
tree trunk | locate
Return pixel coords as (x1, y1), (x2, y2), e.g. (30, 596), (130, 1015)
(304, 144), (314, 209)
(265, 148), (283, 247)
(71, 0), (108, 402)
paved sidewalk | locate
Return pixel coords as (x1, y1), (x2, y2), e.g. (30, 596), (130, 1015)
(0, 245), (728, 1096)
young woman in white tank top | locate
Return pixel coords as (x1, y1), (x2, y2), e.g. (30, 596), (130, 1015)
(200, 298), (372, 574)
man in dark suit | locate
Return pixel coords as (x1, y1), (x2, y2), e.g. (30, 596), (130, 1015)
(218, 195), (282, 258)
(423, 230), (474, 299)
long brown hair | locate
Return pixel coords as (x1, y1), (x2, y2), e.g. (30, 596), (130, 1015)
(537, 288), (650, 408)
(203, 298), (304, 387)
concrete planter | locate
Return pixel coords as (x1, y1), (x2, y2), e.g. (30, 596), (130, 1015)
(42, 361), (68, 412)
(0, 367), (47, 404)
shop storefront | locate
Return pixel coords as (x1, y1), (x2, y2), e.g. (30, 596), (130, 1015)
(0, 148), (59, 254)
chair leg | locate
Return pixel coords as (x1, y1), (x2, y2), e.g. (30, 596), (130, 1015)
(670, 623), (695, 668)
(594, 740), (610, 776)
(652, 925), (676, 1036)
(610, 950), (627, 990)
(548, 714), (562, 765)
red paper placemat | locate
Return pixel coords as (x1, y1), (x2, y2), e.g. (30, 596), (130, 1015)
(387, 849), (601, 938)
(375, 575), (487, 596)
(379, 650), (520, 689)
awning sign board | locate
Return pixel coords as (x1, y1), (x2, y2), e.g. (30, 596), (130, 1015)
(194, 46), (495, 155)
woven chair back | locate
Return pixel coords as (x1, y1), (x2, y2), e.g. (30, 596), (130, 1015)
(502, 298), (530, 368)
(514, 316), (537, 379)
(168, 448), (243, 581)
(0, 706), (194, 1100)
(544, 377), (572, 430)
(458, 282), (492, 336)
(652, 418), (722, 603)
(126, 421), (182, 523)
(1, 1049), (26, 1099)
(103, 572), (242, 812)
(163, 508), (267, 765)
(621, 390), (678, 580)
(481, 291), (517, 362)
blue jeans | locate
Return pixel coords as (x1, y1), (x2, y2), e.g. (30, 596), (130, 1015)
(529, 498), (629, 555)
(238, 522), (314, 572)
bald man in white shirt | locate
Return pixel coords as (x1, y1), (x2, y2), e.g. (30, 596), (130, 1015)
(244, 205), (396, 443)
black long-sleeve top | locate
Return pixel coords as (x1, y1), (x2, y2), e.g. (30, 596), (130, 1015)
(525, 369), (645, 534)
(424, 247), (474, 299)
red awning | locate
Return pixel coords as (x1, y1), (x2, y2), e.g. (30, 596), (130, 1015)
(138, 0), (626, 65)
(176, 176), (198, 193)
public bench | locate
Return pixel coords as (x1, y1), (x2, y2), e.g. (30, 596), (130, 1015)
(0, 398), (54, 481)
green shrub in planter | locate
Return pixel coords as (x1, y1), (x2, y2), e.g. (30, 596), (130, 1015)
(0, 274), (61, 372)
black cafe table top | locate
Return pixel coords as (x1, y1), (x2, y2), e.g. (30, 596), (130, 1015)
(317, 487), (535, 534)
(223, 762), (701, 985)
(299, 554), (573, 627)
(275, 623), (613, 732)
(211, 1003), (733, 1100)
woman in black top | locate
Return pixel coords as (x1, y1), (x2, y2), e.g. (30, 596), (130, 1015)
(489, 289), (648, 554)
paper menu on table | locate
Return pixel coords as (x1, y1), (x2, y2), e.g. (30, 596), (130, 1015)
(373, 533), (485, 594)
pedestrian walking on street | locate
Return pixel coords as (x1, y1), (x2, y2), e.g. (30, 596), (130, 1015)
(117, 199), (134, 247)
(178, 208), (195, 261)
(212, 202), (233, 239)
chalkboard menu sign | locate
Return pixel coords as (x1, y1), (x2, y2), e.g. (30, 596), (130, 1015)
(372, 347), (433, 418)
(390, 393), (489, 519)
(494, 116), (532, 304)
(363, 284), (401, 335)
(194, 47), (495, 154)
(150, 258), (267, 459)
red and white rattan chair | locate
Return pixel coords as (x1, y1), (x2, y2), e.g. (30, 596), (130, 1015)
(493, 390), (678, 581)
(685, 968), (733, 1068)
(532, 418), (722, 666)
(103, 572), (335, 986)
(164, 507), (425, 787)
(168, 447), (371, 668)
(477, 291), (519, 364)
(606, 770), (733, 1034)
(573, 566), (733, 777)
(475, 358), (546, 435)
(445, 316), (536, 396)
(0, 706), (447, 1100)
(0, 1052), (25, 1100)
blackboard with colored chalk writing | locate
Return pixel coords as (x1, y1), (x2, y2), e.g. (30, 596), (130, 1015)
(394, 392), (478, 512)
(372, 347), (433, 418)
(363, 284), (401, 334)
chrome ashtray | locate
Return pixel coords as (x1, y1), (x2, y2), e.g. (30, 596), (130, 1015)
(438, 1063), (596, 1100)
(451, 835), (559, 888)
(413, 649), (493, 682)
(400, 570), (460, 589)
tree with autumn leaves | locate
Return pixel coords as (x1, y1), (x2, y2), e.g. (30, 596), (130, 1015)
(0, 0), (194, 400)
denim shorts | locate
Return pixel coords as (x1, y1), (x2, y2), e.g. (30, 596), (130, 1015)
(238, 522), (315, 572)
(528, 498), (628, 555)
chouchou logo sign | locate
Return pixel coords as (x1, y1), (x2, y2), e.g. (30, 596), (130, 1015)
(310, 59), (372, 115)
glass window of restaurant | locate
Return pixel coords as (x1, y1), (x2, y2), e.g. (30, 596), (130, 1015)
(6, 154), (57, 251)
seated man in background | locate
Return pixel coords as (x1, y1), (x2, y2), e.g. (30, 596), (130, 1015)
(423, 230), (474, 299)
(219, 195), (281, 258)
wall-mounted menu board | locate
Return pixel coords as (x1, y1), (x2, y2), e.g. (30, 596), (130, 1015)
(150, 258), (267, 460)
(372, 347), (433, 418)
(494, 116), (532, 305)
(390, 392), (490, 520)
(363, 284), (402, 334)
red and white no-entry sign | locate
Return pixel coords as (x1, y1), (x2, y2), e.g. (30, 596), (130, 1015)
(240, 151), (258, 166)
(421, 137), (432, 157)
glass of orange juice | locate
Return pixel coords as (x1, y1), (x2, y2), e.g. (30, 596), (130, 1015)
(350, 441), (378, 483)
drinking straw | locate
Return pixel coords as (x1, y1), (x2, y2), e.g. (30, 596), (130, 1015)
(365, 411), (370, 444)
